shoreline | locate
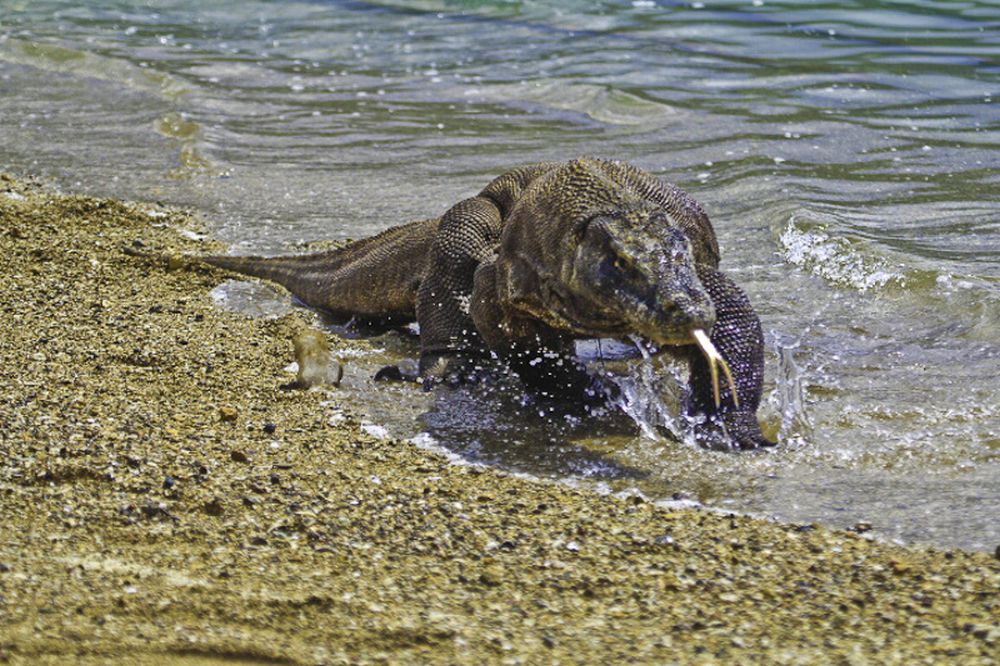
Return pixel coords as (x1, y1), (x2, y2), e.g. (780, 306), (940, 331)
(0, 175), (997, 664)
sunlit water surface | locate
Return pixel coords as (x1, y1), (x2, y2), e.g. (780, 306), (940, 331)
(2, 0), (998, 551)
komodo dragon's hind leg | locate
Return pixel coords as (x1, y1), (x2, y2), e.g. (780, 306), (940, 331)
(416, 195), (504, 382)
(687, 266), (774, 450)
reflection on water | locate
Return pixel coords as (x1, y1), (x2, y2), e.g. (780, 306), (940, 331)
(1, 0), (998, 551)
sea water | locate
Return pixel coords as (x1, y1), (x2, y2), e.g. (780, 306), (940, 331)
(2, 0), (998, 551)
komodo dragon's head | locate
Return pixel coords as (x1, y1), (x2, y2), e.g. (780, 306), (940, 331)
(563, 207), (716, 348)
(500, 203), (716, 347)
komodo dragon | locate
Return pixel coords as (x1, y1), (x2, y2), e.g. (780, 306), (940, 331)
(194, 157), (773, 449)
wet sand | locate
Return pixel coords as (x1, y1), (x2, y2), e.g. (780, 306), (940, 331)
(0, 175), (997, 665)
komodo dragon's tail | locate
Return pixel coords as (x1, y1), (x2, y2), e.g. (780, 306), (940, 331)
(132, 217), (438, 322)
(198, 250), (343, 307)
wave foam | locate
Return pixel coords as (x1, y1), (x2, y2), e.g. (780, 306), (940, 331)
(779, 216), (904, 292)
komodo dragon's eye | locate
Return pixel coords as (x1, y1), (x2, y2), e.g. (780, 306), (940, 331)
(612, 255), (632, 272)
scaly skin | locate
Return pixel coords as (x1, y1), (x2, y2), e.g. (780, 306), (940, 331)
(197, 157), (773, 449)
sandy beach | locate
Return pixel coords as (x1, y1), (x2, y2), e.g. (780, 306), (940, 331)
(0, 175), (996, 665)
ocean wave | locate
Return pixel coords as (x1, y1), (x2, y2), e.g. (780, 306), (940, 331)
(778, 214), (905, 292)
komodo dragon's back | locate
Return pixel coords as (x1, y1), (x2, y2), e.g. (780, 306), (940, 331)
(193, 157), (773, 450)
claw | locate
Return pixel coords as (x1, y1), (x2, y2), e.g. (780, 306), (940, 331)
(692, 329), (739, 409)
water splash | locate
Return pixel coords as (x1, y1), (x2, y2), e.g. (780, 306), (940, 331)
(779, 215), (904, 292)
(610, 337), (690, 444)
(770, 331), (813, 446)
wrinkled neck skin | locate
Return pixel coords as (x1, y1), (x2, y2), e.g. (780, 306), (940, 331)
(496, 204), (717, 350)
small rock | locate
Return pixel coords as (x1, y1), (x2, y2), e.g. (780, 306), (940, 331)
(162, 476), (175, 490)
(967, 624), (996, 642)
(230, 449), (249, 463)
(0, 563), (10, 573)
(479, 565), (503, 587)
(292, 328), (332, 388)
(852, 522), (873, 534)
(374, 365), (405, 382)
(140, 503), (171, 520)
(203, 497), (225, 516)
(219, 406), (238, 422)
(263, 422), (277, 435)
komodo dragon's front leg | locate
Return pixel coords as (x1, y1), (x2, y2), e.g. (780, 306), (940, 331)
(415, 163), (558, 382)
(687, 266), (770, 450)
(470, 261), (605, 399)
(416, 196), (503, 380)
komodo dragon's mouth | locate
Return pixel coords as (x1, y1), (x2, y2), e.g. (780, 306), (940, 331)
(692, 329), (739, 409)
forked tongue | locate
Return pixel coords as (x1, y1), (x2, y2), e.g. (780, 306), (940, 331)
(691, 329), (739, 409)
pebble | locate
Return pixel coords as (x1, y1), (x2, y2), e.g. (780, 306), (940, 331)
(203, 498), (225, 517)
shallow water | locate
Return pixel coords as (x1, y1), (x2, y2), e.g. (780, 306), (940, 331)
(2, 0), (998, 551)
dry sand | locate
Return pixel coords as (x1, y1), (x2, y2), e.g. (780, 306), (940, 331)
(0, 175), (997, 664)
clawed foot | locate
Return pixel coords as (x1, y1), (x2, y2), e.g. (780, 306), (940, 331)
(414, 352), (498, 391)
